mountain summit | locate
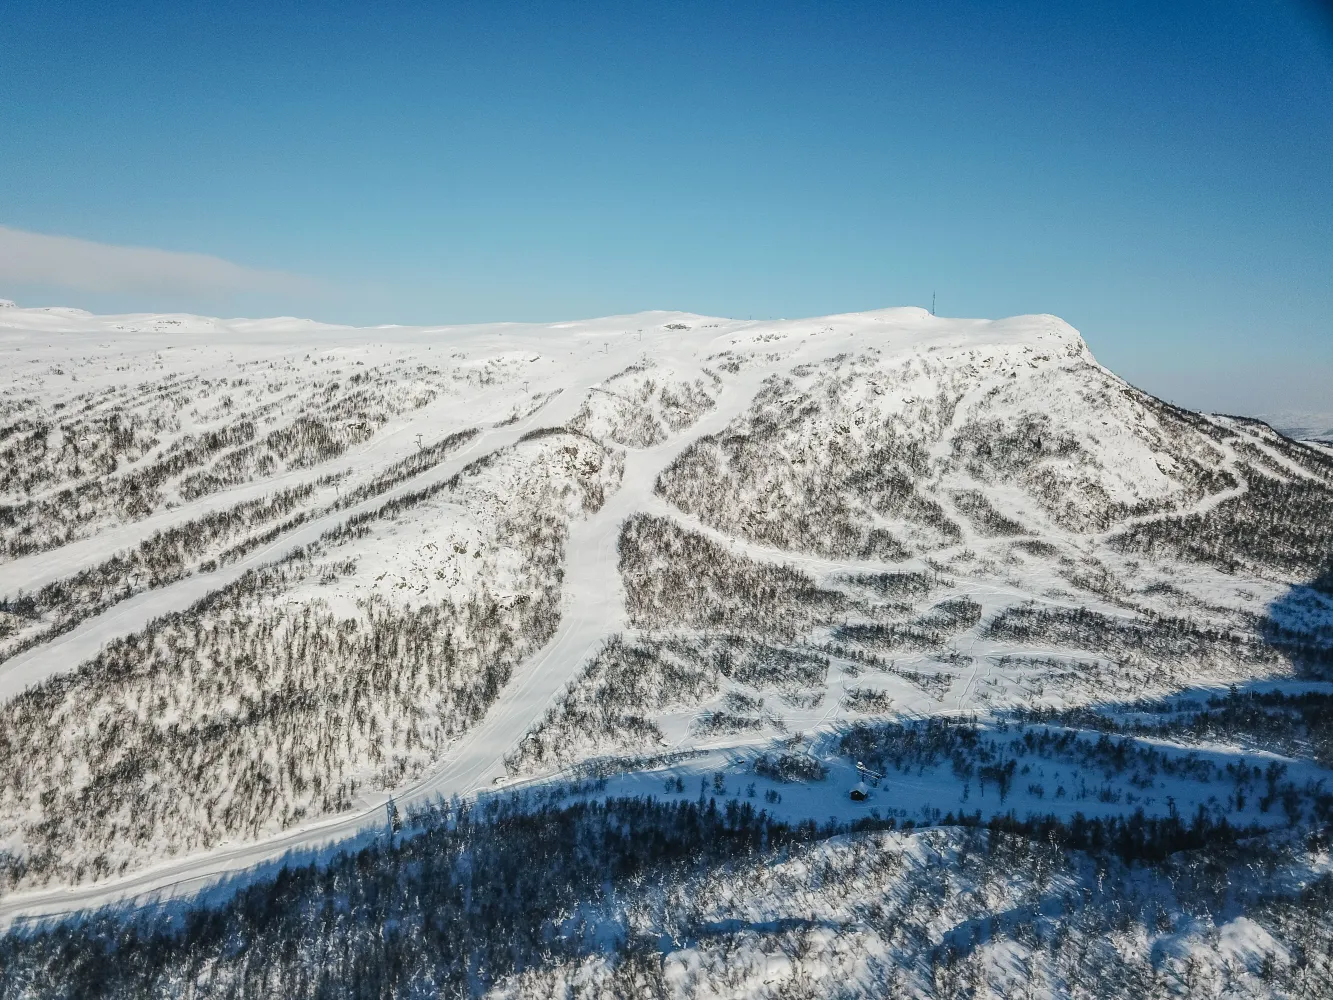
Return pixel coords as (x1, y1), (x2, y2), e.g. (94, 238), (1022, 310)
(1, 305), (1330, 997)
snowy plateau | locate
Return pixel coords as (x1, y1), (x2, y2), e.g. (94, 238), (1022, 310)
(0, 302), (1331, 999)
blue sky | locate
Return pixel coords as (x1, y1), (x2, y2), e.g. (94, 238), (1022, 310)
(2, 0), (1331, 418)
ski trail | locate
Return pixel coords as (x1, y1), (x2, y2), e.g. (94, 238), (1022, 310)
(1096, 433), (1251, 543)
(0, 361), (768, 929)
(0, 374), (609, 703)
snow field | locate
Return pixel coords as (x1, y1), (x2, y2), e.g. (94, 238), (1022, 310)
(0, 302), (1329, 946)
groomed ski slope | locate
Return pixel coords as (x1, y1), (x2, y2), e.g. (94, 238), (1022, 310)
(0, 306), (1058, 922)
(0, 379), (761, 927)
(1, 302), (1328, 929)
(0, 304), (1075, 703)
(0, 307), (776, 918)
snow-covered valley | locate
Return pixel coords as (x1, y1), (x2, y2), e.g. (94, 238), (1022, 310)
(1, 302), (1331, 998)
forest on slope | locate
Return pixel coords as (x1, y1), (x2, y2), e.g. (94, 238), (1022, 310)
(1, 304), (1330, 998)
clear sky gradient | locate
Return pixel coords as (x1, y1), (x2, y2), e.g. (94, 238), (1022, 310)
(3, 1), (1331, 421)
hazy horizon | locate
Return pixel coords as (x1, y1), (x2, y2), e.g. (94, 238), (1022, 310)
(3, 0), (1330, 424)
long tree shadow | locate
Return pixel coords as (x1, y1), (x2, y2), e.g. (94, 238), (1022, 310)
(3, 575), (1332, 996)
(1263, 568), (1333, 680)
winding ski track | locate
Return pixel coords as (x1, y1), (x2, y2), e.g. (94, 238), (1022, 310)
(0, 312), (1291, 931)
(0, 360), (769, 930)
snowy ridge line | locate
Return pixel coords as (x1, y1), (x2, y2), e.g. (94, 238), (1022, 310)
(0, 308), (700, 593)
(1, 303), (1331, 954)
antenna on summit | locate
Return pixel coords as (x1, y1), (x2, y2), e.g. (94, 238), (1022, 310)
(931, 292), (936, 316)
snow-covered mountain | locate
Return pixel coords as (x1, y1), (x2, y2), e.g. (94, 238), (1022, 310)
(1, 304), (1330, 998)
(1260, 411), (1333, 445)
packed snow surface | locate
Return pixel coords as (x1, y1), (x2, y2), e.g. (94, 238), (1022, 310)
(0, 302), (1330, 936)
